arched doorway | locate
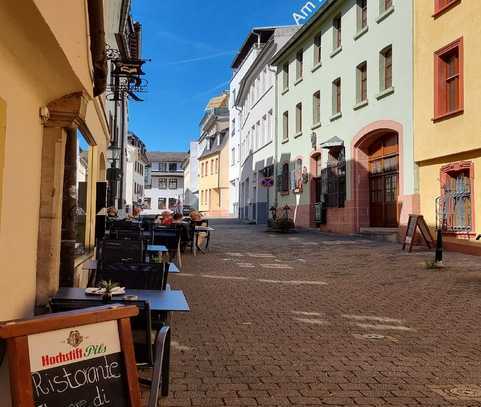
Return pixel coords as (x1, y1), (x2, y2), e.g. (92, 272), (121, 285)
(367, 132), (399, 227)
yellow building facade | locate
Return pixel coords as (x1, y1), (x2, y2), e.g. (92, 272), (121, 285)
(414, 0), (481, 253)
(0, 1), (110, 402)
(198, 94), (231, 217)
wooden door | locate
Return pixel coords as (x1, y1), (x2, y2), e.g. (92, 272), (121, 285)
(368, 133), (399, 227)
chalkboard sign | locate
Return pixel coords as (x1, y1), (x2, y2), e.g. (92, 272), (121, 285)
(402, 214), (434, 252)
(0, 305), (141, 407)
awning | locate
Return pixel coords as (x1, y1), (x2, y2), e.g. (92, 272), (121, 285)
(320, 136), (344, 149)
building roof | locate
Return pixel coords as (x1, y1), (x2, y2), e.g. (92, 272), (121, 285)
(147, 152), (188, 163)
(231, 27), (276, 69)
(271, 0), (338, 65)
(206, 93), (229, 109)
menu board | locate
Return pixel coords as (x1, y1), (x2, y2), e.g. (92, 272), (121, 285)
(0, 305), (141, 407)
(29, 321), (128, 407)
(402, 214), (433, 252)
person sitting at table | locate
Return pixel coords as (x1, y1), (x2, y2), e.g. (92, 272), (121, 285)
(172, 213), (183, 224)
(154, 214), (162, 224)
(161, 211), (173, 226)
(190, 210), (203, 222)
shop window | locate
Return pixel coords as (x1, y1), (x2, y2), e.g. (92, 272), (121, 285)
(439, 162), (473, 233)
(434, 38), (463, 121)
(323, 147), (346, 208)
(279, 163), (290, 193)
(75, 130), (90, 256)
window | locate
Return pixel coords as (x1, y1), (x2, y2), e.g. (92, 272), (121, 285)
(380, 46), (393, 91)
(215, 158), (219, 173)
(332, 78), (342, 115)
(268, 110), (273, 142)
(380, 0), (393, 14)
(434, 0), (460, 16)
(283, 111), (289, 141)
(357, 0), (368, 31)
(231, 148), (235, 165)
(210, 160), (214, 175)
(168, 198), (177, 209)
(144, 197), (151, 209)
(201, 162), (204, 177)
(434, 38), (463, 120)
(296, 103), (303, 134)
(158, 198), (166, 210)
(159, 162), (167, 172)
(280, 163), (290, 192)
(356, 62), (368, 103)
(159, 178), (167, 189)
(333, 15), (342, 50)
(440, 162), (473, 233)
(282, 62), (289, 90)
(169, 178), (177, 189)
(313, 91), (321, 125)
(231, 119), (235, 137)
(314, 33), (322, 65)
(296, 49), (303, 80)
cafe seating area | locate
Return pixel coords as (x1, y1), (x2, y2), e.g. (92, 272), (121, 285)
(47, 215), (215, 406)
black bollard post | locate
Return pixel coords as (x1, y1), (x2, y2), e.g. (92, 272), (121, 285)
(435, 228), (443, 264)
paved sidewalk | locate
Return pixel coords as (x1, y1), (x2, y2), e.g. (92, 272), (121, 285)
(143, 221), (481, 406)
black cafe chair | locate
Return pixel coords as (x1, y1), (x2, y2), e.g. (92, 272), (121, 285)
(152, 226), (182, 268)
(97, 262), (169, 291)
(49, 300), (172, 404)
(99, 238), (144, 266)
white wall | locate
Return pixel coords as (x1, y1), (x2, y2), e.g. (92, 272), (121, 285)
(143, 176), (184, 215)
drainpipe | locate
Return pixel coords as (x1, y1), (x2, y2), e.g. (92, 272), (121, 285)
(269, 65), (279, 208)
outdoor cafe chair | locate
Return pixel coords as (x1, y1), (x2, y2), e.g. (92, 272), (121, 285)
(49, 299), (172, 404)
(152, 226), (182, 269)
(97, 262), (169, 291)
(99, 238), (144, 266)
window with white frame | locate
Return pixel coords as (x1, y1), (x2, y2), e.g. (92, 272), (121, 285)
(380, 45), (393, 91)
(282, 62), (289, 90)
(332, 78), (342, 114)
(333, 15), (342, 50)
(296, 49), (304, 80)
(283, 111), (289, 141)
(357, 0), (368, 32)
(314, 32), (322, 65)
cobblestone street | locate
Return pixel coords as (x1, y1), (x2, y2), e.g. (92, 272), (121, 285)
(152, 221), (481, 406)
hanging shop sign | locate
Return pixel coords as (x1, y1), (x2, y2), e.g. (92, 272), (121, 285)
(0, 305), (141, 407)
(112, 60), (146, 77)
(402, 214), (434, 252)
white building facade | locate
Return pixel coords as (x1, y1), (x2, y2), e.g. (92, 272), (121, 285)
(143, 152), (187, 215)
(229, 32), (263, 218)
(235, 27), (299, 224)
(124, 132), (148, 213)
(183, 141), (200, 210)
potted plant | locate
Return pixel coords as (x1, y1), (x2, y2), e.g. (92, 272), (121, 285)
(97, 280), (119, 303)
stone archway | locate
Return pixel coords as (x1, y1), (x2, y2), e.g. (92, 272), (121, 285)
(351, 120), (404, 232)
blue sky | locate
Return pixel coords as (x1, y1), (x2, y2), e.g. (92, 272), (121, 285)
(129, 0), (316, 153)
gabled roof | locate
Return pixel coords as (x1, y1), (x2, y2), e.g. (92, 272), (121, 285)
(198, 131), (228, 160)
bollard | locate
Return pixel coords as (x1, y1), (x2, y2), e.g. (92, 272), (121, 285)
(435, 228), (443, 264)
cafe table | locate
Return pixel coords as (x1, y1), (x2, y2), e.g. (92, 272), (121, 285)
(52, 287), (190, 314)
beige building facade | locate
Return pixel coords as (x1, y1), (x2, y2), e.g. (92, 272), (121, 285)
(0, 0), (114, 402)
(198, 94), (231, 217)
